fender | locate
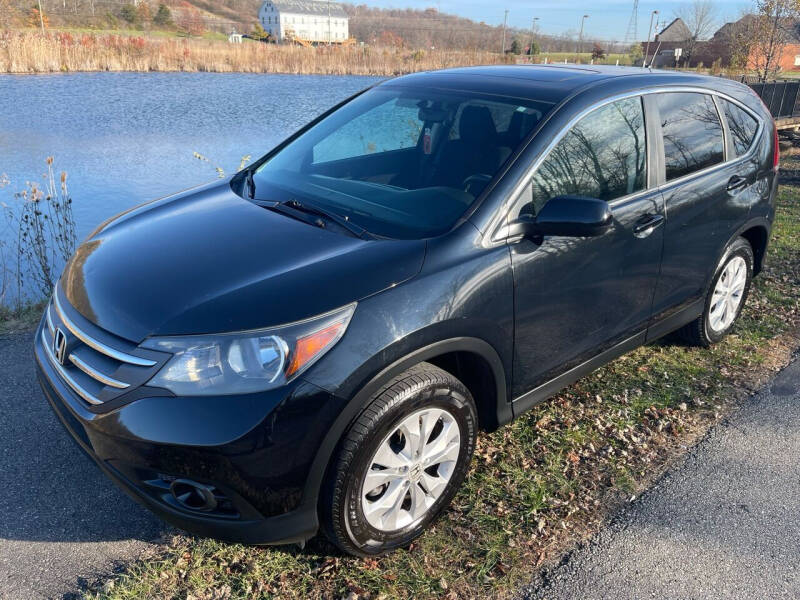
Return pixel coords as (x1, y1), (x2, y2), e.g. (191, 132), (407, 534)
(710, 216), (772, 287)
(296, 336), (509, 519)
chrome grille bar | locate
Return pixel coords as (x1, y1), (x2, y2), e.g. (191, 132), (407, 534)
(53, 292), (156, 367)
(46, 302), (55, 336)
(41, 329), (103, 405)
(69, 353), (130, 389)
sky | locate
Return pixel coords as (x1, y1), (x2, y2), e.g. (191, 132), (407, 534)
(357, 0), (751, 43)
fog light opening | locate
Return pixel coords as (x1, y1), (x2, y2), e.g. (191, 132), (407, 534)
(169, 479), (219, 512)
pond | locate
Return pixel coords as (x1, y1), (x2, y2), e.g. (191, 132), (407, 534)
(0, 72), (382, 248)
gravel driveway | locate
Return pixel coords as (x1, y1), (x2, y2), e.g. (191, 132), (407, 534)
(0, 332), (164, 600)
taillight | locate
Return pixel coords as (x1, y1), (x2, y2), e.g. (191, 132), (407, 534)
(773, 123), (780, 171)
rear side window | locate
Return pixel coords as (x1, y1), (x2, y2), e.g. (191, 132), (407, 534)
(656, 93), (724, 181)
(520, 96), (646, 215)
(720, 99), (759, 156)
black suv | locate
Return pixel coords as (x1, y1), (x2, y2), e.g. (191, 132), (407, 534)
(36, 65), (778, 556)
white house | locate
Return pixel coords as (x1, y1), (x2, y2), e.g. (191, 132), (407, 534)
(259, 0), (349, 43)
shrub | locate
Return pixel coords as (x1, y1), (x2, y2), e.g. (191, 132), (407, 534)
(1, 158), (76, 307)
(250, 23), (269, 41)
(628, 43), (643, 64)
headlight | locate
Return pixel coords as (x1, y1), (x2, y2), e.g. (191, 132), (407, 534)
(141, 304), (355, 395)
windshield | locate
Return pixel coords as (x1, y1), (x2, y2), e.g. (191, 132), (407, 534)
(252, 85), (553, 239)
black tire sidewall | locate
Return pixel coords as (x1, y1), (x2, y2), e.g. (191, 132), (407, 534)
(339, 379), (476, 555)
(703, 240), (754, 344)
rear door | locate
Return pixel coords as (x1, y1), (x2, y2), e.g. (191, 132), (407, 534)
(508, 96), (665, 400)
(648, 91), (760, 332)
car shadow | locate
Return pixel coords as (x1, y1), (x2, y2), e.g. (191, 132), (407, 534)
(0, 332), (164, 544)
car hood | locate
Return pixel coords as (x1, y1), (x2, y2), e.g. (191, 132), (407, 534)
(60, 181), (426, 343)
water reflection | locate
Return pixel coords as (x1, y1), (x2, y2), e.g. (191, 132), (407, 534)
(0, 72), (381, 247)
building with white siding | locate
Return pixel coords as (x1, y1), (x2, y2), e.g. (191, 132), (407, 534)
(259, 0), (349, 44)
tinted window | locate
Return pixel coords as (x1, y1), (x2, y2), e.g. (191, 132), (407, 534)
(720, 99), (759, 156)
(657, 93), (724, 181)
(521, 97), (646, 215)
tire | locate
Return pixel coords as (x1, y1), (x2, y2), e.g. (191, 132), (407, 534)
(678, 236), (754, 347)
(320, 362), (478, 557)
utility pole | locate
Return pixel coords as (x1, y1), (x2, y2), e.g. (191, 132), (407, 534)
(529, 17), (539, 60)
(644, 10), (658, 67)
(37, 0), (45, 32)
(327, 0), (331, 46)
(577, 14), (588, 61)
(501, 9), (508, 54)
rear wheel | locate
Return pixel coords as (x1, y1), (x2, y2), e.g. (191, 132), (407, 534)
(321, 363), (477, 556)
(678, 237), (754, 347)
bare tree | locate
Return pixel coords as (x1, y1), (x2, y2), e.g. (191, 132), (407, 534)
(749, 0), (800, 81)
(676, 0), (719, 63)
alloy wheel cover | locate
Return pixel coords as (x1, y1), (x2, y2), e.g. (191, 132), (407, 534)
(709, 255), (747, 333)
(360, 407), (461, 532)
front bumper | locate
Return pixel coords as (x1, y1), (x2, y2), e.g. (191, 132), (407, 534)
(34, 320), (338, 545)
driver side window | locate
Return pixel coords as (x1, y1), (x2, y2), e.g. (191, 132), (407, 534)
(519, 96), (646, 216)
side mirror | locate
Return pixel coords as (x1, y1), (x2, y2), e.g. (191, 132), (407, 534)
(507, 196), (612, 239)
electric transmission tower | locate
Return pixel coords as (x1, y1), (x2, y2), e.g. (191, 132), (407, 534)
(623, 0), (639, 48)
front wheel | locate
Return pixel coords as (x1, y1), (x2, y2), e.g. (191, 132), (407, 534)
(678, 236), (754, 347)
(321, 363), (477, 556)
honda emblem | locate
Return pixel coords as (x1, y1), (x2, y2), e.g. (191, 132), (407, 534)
(53, 328), (68, 366)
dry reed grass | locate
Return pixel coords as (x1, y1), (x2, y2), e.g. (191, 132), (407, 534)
(0, 31), (512, 75)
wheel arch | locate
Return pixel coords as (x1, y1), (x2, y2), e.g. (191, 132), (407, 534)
(301, 336), (511, 519)
(739, 223), (770, 275)
(709, 217), (771, 288)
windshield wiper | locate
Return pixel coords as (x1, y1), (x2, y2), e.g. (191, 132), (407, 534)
(259, 199), (371, 239)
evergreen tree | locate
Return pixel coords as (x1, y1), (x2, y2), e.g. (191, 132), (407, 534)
(153, 3), (173, 28)
(120, 3), (139, 26)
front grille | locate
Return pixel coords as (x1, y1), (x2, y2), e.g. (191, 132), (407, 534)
(41, 290), (165, 407)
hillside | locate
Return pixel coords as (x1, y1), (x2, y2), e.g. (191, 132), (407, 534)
(3, 0), (551, 50)
(1, 0), (617, 53)
(345, 4), (510, 51)
(2, 0), (259, 32)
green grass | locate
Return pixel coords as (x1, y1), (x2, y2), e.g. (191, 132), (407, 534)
(18, 26), (233, 41)
(81, 164), (800, 599)
(536, 51), (632, 65)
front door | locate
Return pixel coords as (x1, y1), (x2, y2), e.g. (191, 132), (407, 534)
(509, 96), (664, 401)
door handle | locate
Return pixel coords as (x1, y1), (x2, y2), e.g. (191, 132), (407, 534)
(727, 175), (749, 192)
(633, 213), (665, 237)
